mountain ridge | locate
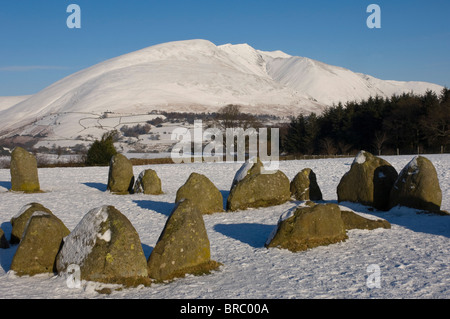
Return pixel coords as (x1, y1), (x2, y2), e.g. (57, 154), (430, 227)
(0, 39), (443, 143)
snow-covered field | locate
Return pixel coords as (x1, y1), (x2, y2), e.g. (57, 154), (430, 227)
(0, 154), (448, 299)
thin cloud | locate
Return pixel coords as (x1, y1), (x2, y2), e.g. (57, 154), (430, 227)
(0, 65), (70, 72)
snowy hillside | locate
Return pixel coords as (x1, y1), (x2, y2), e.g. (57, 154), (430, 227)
(0, 39), (443, 145)
(0, 96), (31, 112)
(0, 154), (449, 299)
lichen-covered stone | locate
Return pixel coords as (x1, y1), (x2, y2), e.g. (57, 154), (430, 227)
(265, 203), (347, 252)
(147, 199), (220, 281)
(337, 150), (398, 211)
(10, 202), (54, 244)
(56, 205), (150, 286)
(133, 169), (163, 195)
(389, 156), (442, 212)
(230, 157), (264, 190)
(227, 160), (290, 211)
(340, 210), (391, 230)
(10, 212), (70, 276)
(107, 153), (134, 194)
(10, 147), (40, 193)
(175, 173), (223, 214)
(290, 168), (323, 201)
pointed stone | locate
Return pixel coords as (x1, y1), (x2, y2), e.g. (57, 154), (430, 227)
(10, 212), (70, 276)
(10, 203), (54, 244)
(56, 205), (150, 286)
(175, 173), (223, 214)
(148, 199), (220, 281)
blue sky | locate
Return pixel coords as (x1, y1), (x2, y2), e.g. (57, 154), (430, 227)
(0, 0), (448, 96)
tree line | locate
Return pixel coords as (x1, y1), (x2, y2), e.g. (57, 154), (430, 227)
(281, 88), (450, 156)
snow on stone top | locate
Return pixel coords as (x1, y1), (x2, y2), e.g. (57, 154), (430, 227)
(12, 204), (34, 219)
(406, 156), (420, 175)
(408, 156), (419, 169)
(22, 211), (52, 232)
(232, 156), (258, 186)
(353, 151), (367, 165)
(58, 206), (110, 270)
(29, 211), (51, 217)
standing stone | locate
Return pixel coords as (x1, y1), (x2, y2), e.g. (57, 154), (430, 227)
(227, 159), (290, 211)
(340, 210), (391, 230)
(230, 157), (264, 190)
(337, 150), (398, 211)
(10, 212), (70, 276)
(10, 147), (40, 193)
(133, 169), (163, 195)
(107, 153), (134, 194)
(290, 168), (323, 201)
(175, 173), (223, 214)
(389, 156), (442, 212)
(56, 205), (150, 286)
(265, 203), (347, 252)
(10, 202), (54, 244)
(147, 199), (220, 281)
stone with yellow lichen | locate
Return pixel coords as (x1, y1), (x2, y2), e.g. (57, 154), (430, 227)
(56, 205), (150, 287)
(10, 212), (70, 276)
(147, 199), (220, 281)
(175, 172), (223, 214)
(10, 147), (41, 193)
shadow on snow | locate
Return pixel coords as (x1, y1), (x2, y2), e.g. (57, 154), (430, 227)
(83, 182), (107, 192)
(133, 199), (175, 217)
(213, 223), (274, 248)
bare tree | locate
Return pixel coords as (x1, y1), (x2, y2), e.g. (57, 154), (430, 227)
(320, 137), (337, 156)
(373, 131), (389, 156)
(337, 141), (352, 155)
(214, 104), (261, 130)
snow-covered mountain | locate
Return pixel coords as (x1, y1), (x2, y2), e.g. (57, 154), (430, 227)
(0, 95), (31, 112)
(0, 39), (443, 144)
